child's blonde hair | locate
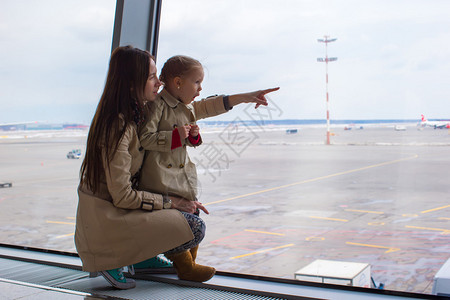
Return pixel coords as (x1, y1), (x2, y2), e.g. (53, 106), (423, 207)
(159, 55), (202, 85)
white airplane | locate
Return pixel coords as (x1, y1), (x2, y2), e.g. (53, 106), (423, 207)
(419, 115), (450, 129)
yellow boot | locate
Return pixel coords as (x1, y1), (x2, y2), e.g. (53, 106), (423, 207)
(166, 250), (215, 282)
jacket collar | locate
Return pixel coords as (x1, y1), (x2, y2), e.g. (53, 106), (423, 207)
(160, 88), (181, 108)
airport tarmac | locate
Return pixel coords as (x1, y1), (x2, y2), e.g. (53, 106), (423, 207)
(0, 123), (449, 295)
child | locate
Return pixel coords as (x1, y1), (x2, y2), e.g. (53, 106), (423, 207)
(138, 56), (278, 281)
(138, 55), (279, 204)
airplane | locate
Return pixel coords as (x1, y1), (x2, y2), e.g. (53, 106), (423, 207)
(418, 114), (450, 129)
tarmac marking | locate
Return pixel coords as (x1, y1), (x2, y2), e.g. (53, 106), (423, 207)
(46, 218), (76, 239)
(305, 236), (325, 241)
(231, 243), (295, 259)
(205, 154), (419, 206)
(420, 204), (450, 214)
(346, 242), (400, 253)
(345, 209), (384, 214)
(309, 216), (348, 222)
(46, 220), (75, 225)
(245, 229), (285, 236)
(439, 217), (450, 220)
(405, 225), (450, 235)
(402, 214), (418, 217)
(368, 222), (385, 226)
(56, 233), (74, 239)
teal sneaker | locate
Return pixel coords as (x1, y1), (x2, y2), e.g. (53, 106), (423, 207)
(133, 254), (175, 274)
(99, 268), (136, 290)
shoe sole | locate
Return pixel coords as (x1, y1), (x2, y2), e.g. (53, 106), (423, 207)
(179, 269), (216, 282)
(99, 271), (136, 290)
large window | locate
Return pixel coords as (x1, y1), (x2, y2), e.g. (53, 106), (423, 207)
(0, 1), (115, 250)
(157, 0), (450, 295)
(0, 0), (449, 296)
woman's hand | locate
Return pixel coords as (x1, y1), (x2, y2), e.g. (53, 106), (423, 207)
(170, 196), (209, 214)
(229, 87), (280, 108)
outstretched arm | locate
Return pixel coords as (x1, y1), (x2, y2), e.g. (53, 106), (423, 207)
(228, 87), (280, 109)
(193, 87), (280, 120)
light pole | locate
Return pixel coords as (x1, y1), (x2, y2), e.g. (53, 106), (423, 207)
(317, 36), (337, 145)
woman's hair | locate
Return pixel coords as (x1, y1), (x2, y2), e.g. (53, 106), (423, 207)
(159, 55), (202, 85)
(80, 45), (154, 193)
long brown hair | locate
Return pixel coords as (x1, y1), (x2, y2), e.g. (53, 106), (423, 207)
(80, 45), (153, 193)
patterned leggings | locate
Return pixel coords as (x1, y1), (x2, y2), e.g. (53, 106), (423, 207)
(164, 211), (206, 255)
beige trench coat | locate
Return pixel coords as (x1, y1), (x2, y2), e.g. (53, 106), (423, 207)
(75, 122), (193, 272)
(139, 89), (228, 201)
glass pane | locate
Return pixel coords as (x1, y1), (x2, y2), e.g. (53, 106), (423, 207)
(158, 0), (450, 294)
(0, 1), (115, 250)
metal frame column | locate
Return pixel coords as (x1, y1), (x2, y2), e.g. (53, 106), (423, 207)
(111, 0), (162, 57)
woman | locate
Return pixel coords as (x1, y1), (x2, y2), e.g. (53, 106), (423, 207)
(75, 46), (214, 290)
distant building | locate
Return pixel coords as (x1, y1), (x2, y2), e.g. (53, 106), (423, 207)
(0, 122), (88, 131)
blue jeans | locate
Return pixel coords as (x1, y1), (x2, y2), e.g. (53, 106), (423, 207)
(164, 211), (206, 255)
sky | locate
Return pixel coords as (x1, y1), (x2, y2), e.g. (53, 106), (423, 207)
(1, 0), (450, 124)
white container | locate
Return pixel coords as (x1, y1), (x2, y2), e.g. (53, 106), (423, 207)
(432, 258), (450, 296)
(295, 259), (371, 288)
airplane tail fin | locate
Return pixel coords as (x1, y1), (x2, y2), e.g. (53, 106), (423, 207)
(421, 114), (427, 122)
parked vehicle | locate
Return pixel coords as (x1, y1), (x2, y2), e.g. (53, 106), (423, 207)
(67, 149), (82, 159)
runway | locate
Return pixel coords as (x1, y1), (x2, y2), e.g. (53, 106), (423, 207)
(0, 123), (449, 294)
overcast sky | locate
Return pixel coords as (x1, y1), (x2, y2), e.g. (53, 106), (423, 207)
(1, 0), (449, 124)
